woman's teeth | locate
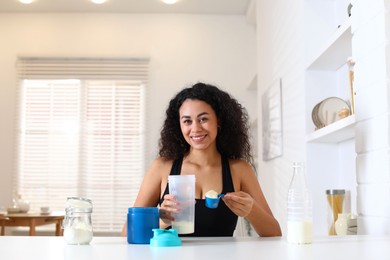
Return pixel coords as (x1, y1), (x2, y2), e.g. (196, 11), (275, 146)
(192, 135), (205, 141)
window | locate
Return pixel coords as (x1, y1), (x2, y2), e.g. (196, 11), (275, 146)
(15, 58), (149, 233)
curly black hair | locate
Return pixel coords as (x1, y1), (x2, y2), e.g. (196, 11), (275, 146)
(158, 82), (253, 164)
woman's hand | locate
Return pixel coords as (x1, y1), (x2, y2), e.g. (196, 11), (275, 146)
(222, 191), (254, 217)
(159, 194), (179, 225)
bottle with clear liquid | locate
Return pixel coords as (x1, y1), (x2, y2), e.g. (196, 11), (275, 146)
(287, 162), (312, 244)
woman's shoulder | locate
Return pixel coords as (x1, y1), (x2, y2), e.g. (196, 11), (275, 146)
(228, 158), (253, 169)
(227, 159), (256, 191)
(228, 159), (255, 176)
(151, 157), (174, 168)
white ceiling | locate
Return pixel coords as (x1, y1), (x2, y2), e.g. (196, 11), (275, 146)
(0, 0), (251, 15)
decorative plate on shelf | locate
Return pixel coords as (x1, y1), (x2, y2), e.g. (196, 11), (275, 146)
(317, 97), (350, 126)
(311, 102), (323, 129)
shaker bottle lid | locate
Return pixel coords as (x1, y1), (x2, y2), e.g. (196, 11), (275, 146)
(150, 229), (182, 247)
(128, 207), (158, 214)
(326, 189), (345, 195)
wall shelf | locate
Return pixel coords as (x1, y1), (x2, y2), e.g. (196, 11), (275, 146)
(306, 114), (355, 143)
(303, 0), (356, 236)
(306, 17), (352, 71)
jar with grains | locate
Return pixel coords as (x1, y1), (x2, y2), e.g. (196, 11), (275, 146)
(326, 189), (345, 236)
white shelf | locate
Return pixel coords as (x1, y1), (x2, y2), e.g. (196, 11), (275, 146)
(306, 17), (352, 71)
(306, 114), (355, 143)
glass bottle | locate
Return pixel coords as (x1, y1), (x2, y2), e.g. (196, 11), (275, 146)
(287, 162), (312, 244)
(62, 197), (93, 245)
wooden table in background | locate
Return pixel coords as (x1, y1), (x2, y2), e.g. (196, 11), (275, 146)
(0, 212), (64, 236)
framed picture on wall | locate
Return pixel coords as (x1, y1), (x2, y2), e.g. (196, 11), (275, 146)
(262, 78), (283, 161)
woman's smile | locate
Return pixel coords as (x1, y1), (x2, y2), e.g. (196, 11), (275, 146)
(191, 134), (208, 142)
(179, 99), (218, 150)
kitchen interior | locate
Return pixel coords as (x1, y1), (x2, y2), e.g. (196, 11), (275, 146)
(0, 0), (389, 246)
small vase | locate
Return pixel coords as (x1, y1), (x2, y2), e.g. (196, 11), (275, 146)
(17, 196), (30, 213)
(335, 213), (348, 236)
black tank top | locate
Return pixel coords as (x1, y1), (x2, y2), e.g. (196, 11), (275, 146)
(160, 156), (238, 237)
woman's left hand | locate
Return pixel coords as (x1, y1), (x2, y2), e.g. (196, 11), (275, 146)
(222, 191), (254, 217)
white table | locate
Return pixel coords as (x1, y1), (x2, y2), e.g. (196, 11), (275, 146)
(0, 235), (389, 260)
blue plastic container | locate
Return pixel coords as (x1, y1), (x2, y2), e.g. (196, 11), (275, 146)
(127, 207), (159, 244)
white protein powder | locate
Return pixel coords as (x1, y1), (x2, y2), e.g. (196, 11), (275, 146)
(64, 222), (93, 245)
(205, 190), (218, 198)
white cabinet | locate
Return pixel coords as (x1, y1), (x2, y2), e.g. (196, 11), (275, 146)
(304, 0), (356, 235)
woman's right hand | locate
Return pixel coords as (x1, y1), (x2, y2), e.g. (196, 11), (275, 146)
(159, 194), (179, 225)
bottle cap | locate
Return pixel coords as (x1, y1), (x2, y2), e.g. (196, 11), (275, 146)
(150, 229), (182, 247)
(326, 189), (345, 195)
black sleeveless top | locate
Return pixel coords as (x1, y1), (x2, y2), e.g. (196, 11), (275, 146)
(160, 156), (238, 237)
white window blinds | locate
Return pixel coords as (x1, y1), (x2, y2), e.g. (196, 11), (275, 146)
(15, 57), (149, 233)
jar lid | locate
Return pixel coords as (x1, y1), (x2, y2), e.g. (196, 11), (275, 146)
(326, 189), (345, 195)
(66, 197), (93, 213)
(150, 229), (182, 247)
(128, 207), (158, 214)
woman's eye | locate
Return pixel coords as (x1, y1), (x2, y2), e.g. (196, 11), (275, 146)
(199, 117), (208, 123)
(183, 119), (191, 125)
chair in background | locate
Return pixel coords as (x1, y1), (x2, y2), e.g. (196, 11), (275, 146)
(0, 216), (11, 236)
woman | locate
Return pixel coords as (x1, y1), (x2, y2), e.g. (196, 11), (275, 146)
(122, 82), (281, 237)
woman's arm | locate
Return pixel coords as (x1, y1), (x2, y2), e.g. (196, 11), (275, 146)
(121, 158), (171, 236)
(222, 160), (282, 237)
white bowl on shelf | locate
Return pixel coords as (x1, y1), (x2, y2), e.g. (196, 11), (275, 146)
(7, 207), (21, 214)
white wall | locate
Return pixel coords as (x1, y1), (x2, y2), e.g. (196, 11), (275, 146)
(0, 13), (256, 209)
(256, 0), (306, 236)
(256, 0), (390, 237)
(353, 0), (390, 234)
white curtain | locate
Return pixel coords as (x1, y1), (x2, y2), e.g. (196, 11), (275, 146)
(15, 57), (149, 233)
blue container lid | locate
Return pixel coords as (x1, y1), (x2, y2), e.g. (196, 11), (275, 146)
(128, 207), (158, 214)
(150, 229), (182, 247)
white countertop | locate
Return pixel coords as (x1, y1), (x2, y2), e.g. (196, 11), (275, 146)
(0, 235), (389, 260)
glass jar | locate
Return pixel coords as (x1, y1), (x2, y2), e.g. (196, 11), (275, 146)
(326, 189), (345, 236)
(62, 197), (93, 245)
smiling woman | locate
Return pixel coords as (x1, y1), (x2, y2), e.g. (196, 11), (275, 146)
(122, 82), (282, 237)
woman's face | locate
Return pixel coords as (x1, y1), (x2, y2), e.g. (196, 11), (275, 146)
(179, 99), (219, 150)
